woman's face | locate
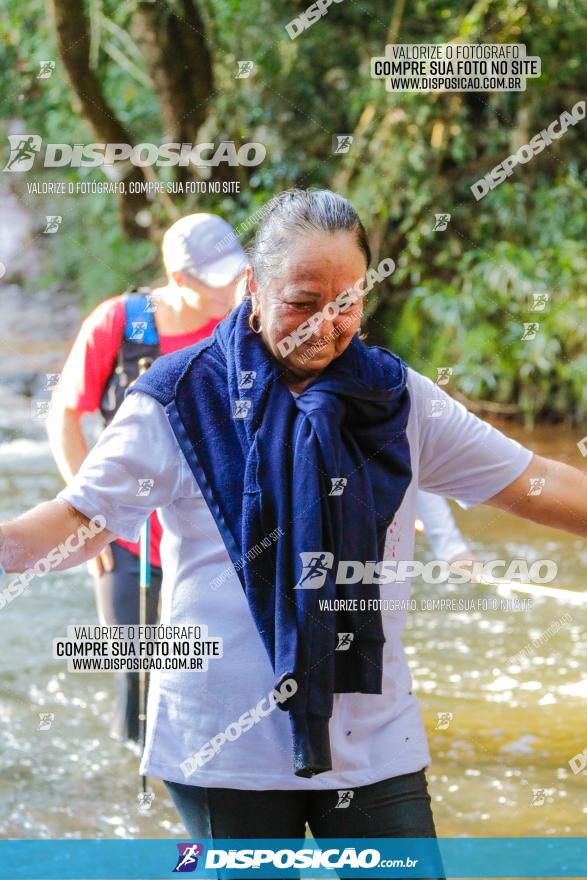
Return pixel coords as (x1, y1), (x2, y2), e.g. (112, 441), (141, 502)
(249, 231), (367, 384)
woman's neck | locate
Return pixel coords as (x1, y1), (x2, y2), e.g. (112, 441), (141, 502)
(286, 380), (310, 395)
(284, 370), (318, 395)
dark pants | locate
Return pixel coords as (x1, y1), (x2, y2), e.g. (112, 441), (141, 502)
(165, 770), (444, 878)
(94, 542), (162, 742)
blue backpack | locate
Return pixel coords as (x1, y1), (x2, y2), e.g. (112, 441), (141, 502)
(100, 290), (160, 425)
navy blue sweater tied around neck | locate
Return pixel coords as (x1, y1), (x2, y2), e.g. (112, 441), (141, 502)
(129, 298), (413, 777)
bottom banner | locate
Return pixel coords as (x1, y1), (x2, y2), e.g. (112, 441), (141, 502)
(0, 838), (586, 879)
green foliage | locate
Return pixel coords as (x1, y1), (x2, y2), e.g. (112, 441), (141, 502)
(386, 180), (587, 424)
(0, 0), (586, 419)
(32, 186), (157, 309)
(340, 0), (587, 423)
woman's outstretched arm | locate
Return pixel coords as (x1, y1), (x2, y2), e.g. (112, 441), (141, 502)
(0, 500), (115, 574)
(1, 391), (191, 578)
(485, 453), (587, 538)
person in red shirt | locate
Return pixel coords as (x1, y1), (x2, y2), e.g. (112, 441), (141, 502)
(48, 213), (246, 743)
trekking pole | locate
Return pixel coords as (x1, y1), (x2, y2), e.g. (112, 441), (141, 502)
(136, 356), (154, 797)
(138, 512), (150, 794)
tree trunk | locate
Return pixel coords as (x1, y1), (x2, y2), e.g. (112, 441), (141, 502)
(48, 0), (152, 238)
(131, 0), (215, 182)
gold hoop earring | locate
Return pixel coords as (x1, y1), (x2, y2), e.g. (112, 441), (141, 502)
(248, 311), (262, 334)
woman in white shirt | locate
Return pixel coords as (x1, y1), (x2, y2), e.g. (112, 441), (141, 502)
(1, 190), (585, 864)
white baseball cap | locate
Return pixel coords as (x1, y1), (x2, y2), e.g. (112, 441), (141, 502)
(162, 213), (247, 287)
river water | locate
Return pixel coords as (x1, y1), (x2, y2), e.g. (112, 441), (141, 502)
(0, 190), (585, 843)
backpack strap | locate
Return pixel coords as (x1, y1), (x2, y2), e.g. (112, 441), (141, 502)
(99, 290), (160, 426)
(123, 289), (159, 345)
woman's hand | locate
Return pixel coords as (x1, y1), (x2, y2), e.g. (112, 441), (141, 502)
(87, 544), (115, 578)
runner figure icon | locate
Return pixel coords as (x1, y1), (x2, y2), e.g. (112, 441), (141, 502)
(5, 136), (39, 171)
(295, 552), (331, 589)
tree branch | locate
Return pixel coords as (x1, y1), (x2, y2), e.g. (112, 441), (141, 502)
(48, 0), (152, 238)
